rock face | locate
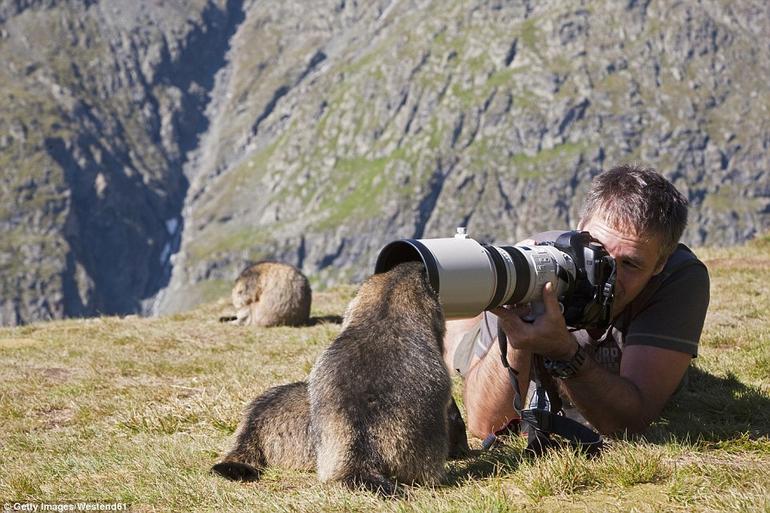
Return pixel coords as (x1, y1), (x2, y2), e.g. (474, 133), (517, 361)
(2, 0), (769, 323)
(0, 0), (243, 324)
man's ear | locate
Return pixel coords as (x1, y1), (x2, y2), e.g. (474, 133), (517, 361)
(652, 253), (667, 276)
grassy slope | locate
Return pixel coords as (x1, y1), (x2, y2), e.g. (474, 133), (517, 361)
(0, 238), (768, 512)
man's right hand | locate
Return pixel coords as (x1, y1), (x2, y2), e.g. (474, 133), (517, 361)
(491, 281), (577, 361)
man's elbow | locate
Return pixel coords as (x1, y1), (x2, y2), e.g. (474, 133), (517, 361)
(464, 403), (496, 440)
(464, 400), (516, 440)
(467, 417), (492, 440)
(593, 414), (653, 436)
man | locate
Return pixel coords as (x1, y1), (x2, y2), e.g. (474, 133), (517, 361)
(444, 164), (710, 438)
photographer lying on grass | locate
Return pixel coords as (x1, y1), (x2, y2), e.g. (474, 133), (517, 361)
(444, 165), (710, 439)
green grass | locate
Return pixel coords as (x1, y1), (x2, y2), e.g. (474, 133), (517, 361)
(313, 151), (404, 230)
(1, 239), (769, 511)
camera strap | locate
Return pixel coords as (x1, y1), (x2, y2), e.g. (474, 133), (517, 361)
(488, 326), (603, 457)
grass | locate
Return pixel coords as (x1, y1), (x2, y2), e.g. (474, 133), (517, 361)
(1, 238), (769, 511)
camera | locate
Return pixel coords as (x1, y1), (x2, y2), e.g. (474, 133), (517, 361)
(374, 228), (617, 330)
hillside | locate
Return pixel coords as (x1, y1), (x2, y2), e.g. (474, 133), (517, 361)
(0, 237), (768, 511)
(0, 0), (242, 324)
(1, 0), (769, 324)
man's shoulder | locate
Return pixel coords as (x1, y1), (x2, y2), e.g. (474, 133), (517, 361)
(619, 242), (710, 356)
(624, 243), (709, 326)
(660, 243), (707, 278)
(636, 243), (708, 308)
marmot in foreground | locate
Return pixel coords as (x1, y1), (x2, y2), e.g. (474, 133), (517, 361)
(212, 262), (469, 491)
(308, 261), (456, 496)
(212, 381), (314, 481)
(211, 381), (468, 483)
(229, 261), (311, 327)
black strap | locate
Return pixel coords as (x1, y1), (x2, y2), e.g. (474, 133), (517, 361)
(497, 326), (525, 413)
(521, 408), (603, 457)
(490, 324), (603, 456)
(482, 326), (526, 450)
(533, 354), (562, 414)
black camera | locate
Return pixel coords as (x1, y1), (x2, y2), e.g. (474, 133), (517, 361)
(375, 229), (616, 330)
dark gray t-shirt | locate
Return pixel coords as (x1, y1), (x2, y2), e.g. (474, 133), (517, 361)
(479, 241), (710, 374)
(576, 243), (709, 373)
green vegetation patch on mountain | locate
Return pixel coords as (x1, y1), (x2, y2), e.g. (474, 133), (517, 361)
(160, 0), (769, 315)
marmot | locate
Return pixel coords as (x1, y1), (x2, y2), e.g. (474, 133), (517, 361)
(211, 382), (468, 483)
(229, 261), (311, 327)
(308, 261), (456, 496)
(212, 381), (314, 481)
(212, 262), (469, 492)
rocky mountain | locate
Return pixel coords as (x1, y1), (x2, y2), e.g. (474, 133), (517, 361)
(0, 0), (243, 324)
(1, 0), (769, 324)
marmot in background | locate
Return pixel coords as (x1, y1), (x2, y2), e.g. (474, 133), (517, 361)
(211, 381), (314, 481)
(229, 261), (311, 327)
(308, 261), (457, 496)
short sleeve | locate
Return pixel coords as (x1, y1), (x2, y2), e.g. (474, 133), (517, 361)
(624, 262), (710, 357)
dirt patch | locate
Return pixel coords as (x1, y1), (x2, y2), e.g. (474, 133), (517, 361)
(668, 451), (767, 470)
(37, 367), (72, 380)
(35, 405), (75, 429)
(703, 258), (770, 270)
(0, 337), (42, 348)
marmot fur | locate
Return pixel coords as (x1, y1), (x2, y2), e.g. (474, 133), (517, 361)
(230, 261), (311, 327)
(308, 261), (456, 496)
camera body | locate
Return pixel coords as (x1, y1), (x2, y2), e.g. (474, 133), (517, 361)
(374, 229), (616, 330)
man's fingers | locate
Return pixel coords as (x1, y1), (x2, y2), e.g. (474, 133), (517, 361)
(542, 281), (562, 317)
(490, 306), (527, 330)
(507, 304), (532, 317)
(490, 306), (517, 322)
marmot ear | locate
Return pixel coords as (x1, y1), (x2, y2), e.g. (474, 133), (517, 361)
(211, 461), (261, 481)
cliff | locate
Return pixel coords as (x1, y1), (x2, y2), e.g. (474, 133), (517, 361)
(0, 0), (243, 323)
(1, 0), (768, 323)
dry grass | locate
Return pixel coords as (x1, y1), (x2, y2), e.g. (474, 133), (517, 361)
(1, 237), (769, 512)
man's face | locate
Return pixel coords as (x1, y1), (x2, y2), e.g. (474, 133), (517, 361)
(578, 215), (666, 317)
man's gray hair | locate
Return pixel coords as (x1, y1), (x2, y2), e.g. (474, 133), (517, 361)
(580, 164), (688, 257)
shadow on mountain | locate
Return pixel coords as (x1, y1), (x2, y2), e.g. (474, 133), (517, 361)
(44, 0), (247, 320)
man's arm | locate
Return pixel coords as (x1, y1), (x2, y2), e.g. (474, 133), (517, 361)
(559, 345), (691, 434)
(564, 260), (709, 434)
(491, 282), (692, 435)
(462, 341), (531, 438)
